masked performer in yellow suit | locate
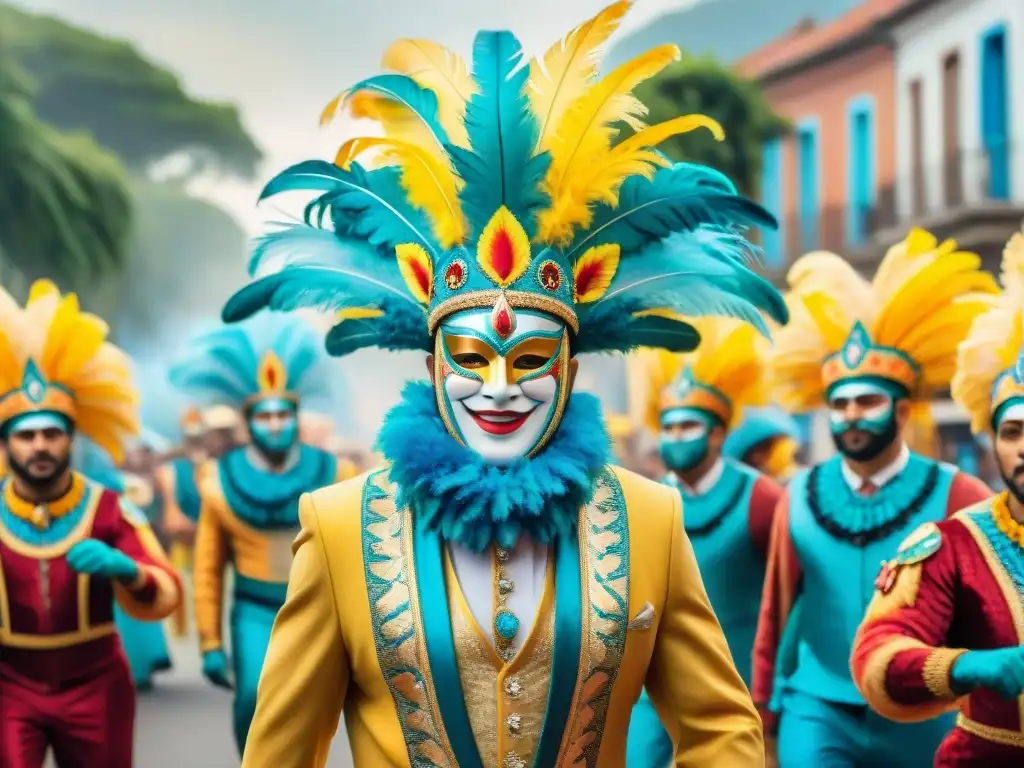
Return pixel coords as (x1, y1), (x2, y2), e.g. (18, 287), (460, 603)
(225, 4), (793, 766)
(170, 312), (352, 756)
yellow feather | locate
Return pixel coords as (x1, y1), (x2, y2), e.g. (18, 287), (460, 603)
(574, 114), (723, 208)
(346, 93), (445, 162)
(528, 1), (633, 152)
(336, 307), (386, 321)
(319, 91), (346, 127)
(1000, 232), (1024, 299)
(874, 252), (998, 346)
(395, 243), (434, 304)
(339, 137), (466, 248)
(536, 45), (681, 245)
(381, 38), (476, 148)
(800, 292), (851, 351)
(27, 279), (59, 305)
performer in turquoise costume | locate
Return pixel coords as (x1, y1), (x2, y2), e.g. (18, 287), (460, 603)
(76, 438), (174, 690)
(221, 4), (798, 765)
(627, 318), (784, 767)
(724, 405), (804, 484)
(169, 311), (352, 756)
(752, 230), (995, 766)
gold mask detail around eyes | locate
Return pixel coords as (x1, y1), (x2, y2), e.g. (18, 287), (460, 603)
(441, 332), (561, 385)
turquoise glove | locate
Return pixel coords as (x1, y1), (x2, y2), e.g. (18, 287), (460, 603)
(66, 539), (140, 581)
(202, 649), (233, 690)
(950, 647), (1024, 699)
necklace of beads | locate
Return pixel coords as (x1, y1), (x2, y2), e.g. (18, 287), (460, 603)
(992, 493), (1024, 548)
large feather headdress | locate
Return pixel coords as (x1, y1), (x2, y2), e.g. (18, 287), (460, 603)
(0, 279), (140, 463)
(637, 316), (769, 433)
(771, 228), (998, 412)
(169, 312), (333, 412)
(952, 231), (1024, 433)
(222, 1), (787, 354)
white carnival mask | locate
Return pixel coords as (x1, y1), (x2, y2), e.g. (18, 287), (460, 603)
(433, 306), (572, 464)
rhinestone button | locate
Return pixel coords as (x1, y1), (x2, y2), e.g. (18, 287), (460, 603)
(503, 752), (527, 768)
(504, 676), (523, 698)
(496, 547), (510, 562)
(506, 713), (522, 736)
(498, 577), (514, 595)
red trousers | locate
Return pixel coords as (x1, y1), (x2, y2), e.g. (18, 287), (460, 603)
(0, 645), (135, 768)
(936, 726), (1024, 767)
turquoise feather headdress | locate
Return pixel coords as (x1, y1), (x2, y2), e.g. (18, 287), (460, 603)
(222, 1), (788, 354)
(169, 312), (333, 410)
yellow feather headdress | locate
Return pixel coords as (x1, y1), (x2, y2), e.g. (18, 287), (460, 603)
(771, 228), (998, 412)
(951, 231), (1024, 433)
(0, 280), (139, 463)
(638, 316), (769, 432)
(228, 1), (788, 361)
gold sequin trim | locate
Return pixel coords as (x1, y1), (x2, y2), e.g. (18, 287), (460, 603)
(428, 290), (579, 335)
(955, 713), (1024, 747)
(922, 647), (968, 700)
(992, 492), (1024, 548)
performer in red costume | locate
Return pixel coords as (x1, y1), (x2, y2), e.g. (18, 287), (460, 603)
(851, 232), (1024, 766)
(0, 280), (182, 768)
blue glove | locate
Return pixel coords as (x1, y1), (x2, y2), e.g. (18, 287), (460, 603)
(202, 649), (233, 690)
(66, 539), (140, 581)
(950, 647), (1024, 699)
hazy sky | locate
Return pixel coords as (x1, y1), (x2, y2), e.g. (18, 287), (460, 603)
(14, 0), (697, 440)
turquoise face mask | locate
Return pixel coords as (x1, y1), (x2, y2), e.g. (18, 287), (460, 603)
(659, 408), (713, 472)
(248, 398), (298, 455)
(828, 381), (896, 437)
(827, 380), (901, 461)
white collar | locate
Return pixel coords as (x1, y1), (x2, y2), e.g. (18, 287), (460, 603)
(841, 443), (910, 492)
(679, 457), (725, 496)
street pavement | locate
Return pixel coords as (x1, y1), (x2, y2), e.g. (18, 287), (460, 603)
(45, 634), (354, 768)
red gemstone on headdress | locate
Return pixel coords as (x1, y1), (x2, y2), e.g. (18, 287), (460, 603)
(445, 260), (467, 290)
(266, 367), (276, 387)
(495, 307), (512, 338)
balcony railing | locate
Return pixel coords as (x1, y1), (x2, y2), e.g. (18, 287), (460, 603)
(761, 142), (1018, 269)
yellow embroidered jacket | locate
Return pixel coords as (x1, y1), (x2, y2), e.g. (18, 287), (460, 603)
(242, 465), (763, 768)
(193, 446), (352, 653)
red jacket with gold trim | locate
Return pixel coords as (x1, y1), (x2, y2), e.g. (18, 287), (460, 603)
(0, 479), (181, 689)
(851, 495), (1024, 764)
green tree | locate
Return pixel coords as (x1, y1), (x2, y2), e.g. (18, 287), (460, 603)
(630, 55), (787, 196)
(0, 3), (261, 179)
(0, 40), (131, 294)
(1, 3), (261, 329)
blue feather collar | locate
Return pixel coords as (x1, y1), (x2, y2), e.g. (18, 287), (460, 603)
(377, 381), (610, 552)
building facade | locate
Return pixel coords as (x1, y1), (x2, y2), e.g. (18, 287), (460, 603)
(736, 0), (903, 271)
(889, 0), (1023, 271)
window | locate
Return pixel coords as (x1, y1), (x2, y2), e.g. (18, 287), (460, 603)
(847, 96), (875, 247)
(980, 24), (1009, 199)
(796, 120), (820, 252)
(760, 138), (784, 266)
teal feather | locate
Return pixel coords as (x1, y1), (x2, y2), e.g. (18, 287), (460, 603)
(248, 224), (406, 289)
(260, 161), (438, 257)
(575, 228), (788, 353)
(568, 163), (777, 259)
(623, 315), (701, 352)
(171, 312), (335, 408)
(325, 312), (431, 355)
(222, 266), (429, 356)
(345, 74), (450, 149)
(448, 31), (550, 236)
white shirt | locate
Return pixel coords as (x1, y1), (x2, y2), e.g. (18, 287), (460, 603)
(448, 537), (548, 651)
(680, 457), (725, 496)
(840, 443), (910, 493)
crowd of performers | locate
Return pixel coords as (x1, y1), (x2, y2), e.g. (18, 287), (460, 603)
(1, 3), (1022, 767)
